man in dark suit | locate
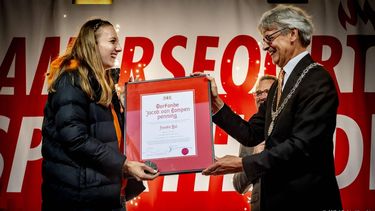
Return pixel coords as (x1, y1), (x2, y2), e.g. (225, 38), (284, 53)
(202, 5), (342, 211)
(232, 75), (276, 211)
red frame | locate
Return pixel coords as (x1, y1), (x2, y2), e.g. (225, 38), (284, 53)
(125, 76), (214, 175)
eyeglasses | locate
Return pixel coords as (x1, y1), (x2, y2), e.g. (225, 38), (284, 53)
(262, 28), (289, 44)
(252, 89), (269, 98)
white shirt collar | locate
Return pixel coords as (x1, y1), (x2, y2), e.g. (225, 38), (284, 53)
(280, 51), (308, 90)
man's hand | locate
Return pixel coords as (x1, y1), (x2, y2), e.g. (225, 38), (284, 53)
(202, 155), (243, 175)
(190, 72), (224, 113)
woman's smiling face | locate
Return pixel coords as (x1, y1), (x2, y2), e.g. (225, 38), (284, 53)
(96, 25), (122, 70)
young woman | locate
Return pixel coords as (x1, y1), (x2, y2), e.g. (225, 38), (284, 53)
(42, 19), (158, 210)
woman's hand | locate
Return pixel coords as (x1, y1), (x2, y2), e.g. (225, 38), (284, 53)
(122, 160), (160, 181)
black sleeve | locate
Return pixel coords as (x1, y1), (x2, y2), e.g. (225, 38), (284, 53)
(51, 73), (125, 176)
(213, 103), (266, 147)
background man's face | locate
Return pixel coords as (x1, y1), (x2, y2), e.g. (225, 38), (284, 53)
(255, 79), (275, 108)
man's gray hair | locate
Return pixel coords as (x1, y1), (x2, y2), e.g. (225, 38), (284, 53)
(258, 5), (314, 47)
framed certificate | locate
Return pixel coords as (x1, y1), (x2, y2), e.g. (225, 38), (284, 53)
(124, 76), (214, 175)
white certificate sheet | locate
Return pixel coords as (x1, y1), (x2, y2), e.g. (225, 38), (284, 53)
(141, 90), (196, 160)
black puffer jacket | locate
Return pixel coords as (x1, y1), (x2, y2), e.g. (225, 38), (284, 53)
(42, 70), (144, 210)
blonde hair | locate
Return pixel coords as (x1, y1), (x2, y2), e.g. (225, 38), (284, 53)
(47, 19), (115, 107)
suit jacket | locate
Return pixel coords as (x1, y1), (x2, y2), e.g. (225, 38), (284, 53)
(233, 143), (264, 211)
(233, 145), (254, 194)
(213, 54), (342, 211)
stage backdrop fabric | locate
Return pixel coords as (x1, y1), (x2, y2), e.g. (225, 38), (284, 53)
(0, 0), (374, 210)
